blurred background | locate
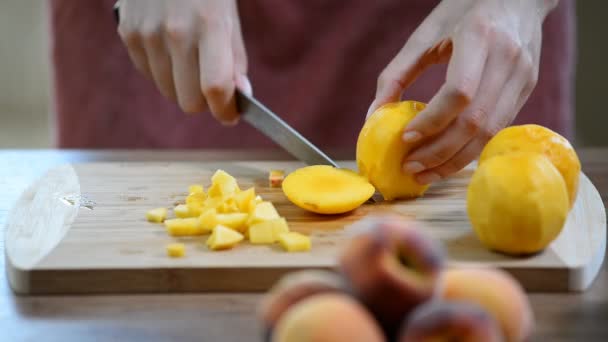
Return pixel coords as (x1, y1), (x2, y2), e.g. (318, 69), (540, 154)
(0, 1), (606, 148)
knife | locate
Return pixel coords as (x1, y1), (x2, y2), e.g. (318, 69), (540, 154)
(236, 90), (340, 168)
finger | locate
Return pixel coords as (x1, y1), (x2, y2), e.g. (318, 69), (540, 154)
(402, 24), (490, 144)
(142, 29), (177, 101)
(415, 49), (534, 182)
(404, 32), (516, 173)
(230, 3), (248, 77)
(481, 52), (538, 141)
(236, 74), (253, 97)
(231, 10), (252, 98)
(199, 23), (238, 124)
(414, 137), (485, 185)
(366, 41), (434, 119)
(118, 25), (153, 78)
(166, 24), (206, 113)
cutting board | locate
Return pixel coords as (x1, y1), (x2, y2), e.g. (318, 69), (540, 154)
(5, 161), (606, 294)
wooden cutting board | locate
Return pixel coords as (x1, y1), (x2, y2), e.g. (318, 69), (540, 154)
(4, 161), (606, 294)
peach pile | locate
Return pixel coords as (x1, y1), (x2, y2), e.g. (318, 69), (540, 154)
(468, 124), (581, 255)
(259, 216), (534, 342)
(146, 169), (311, 255)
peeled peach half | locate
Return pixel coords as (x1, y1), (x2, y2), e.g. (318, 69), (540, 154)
(282, 165), (375, 214)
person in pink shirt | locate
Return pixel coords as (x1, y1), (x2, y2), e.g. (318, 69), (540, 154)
(49, 0), (573, 184)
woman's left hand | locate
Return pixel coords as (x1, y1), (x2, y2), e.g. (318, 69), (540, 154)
(368, 0), (559, 185)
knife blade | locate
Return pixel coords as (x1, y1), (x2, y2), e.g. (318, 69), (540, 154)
(236, 89), (340, 168)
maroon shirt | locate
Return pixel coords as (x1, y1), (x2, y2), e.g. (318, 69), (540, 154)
(49, 0), (576, 152)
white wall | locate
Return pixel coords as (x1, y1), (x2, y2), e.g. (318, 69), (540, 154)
(0, 1), (51, 147)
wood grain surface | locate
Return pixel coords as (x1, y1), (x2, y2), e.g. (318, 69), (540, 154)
(1, 149), (607, 341)
(4, 159), (605, 294)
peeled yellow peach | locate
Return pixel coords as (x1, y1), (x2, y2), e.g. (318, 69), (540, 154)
(357, 101), (429, 200)
(282, 165), (375, 214)
(479, 124), (581, 207)
(467, 152), (569, 255)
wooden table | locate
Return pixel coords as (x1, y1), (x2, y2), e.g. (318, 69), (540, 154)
(1, 149), (606, 342)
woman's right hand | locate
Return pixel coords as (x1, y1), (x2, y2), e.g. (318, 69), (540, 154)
(117, 0), (250, 124)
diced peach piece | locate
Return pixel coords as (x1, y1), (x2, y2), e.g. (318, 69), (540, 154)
(186, 191), (206, 206)
(188, 184), (204, 194)
(249, 222), (275, 244)
(234, 187), (256, 212)
(249, 201), (280, 225)
(269, 169), (286, 188)
(186, 203), (204, 217)
(203, 196), (223, 210)
(164, 218), (204, 236)
(249, 218), (290, 244)
(146, 207), (168, 223)
(174, 204), (192, 218)
(207, 225), (244, 250)
(278, 232), (311, 252)
(217, 198), (240, 213)
(216, 213), (249, 232)
(208, 169), (240, 199)
(166, 243), (186, 258)
(198, 208), (218, 233)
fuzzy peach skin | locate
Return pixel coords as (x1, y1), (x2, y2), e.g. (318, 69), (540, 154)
(398, 301), (502, 342)
(257, 270), (348, 336)
(271, 293), (385, 342)
(338, 216), (445, 338)
(441, 267), (533, 342)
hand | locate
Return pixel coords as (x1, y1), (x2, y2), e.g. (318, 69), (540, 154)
(117, 0), (250, 125)
(368, 0), (559, 184)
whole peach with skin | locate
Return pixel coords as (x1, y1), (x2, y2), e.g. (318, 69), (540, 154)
(271, 293), (385, 342)
(257, 270), (348, 337)
(441, 267), (534, 342)
(338, 216), (444, 338)
(398, 301), (502, 342)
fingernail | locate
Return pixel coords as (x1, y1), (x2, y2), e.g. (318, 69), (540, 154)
(416, 172), (441, 185)
(366, 100), (378, 120)
(221, 117), (240, 127)
(237, 74), (253, 96)
(403, 161), (426, 174)
(402, 131), (422, 143)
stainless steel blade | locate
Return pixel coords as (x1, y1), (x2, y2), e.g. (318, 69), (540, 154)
(236, 90), (340, 168)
